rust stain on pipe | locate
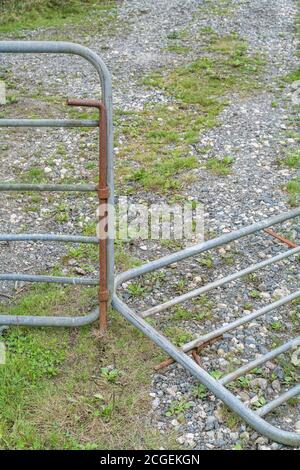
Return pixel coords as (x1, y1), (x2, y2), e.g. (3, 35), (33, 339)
(67, 98), (109, 332)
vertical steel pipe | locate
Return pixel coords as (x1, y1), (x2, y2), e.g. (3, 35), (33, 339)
(67, 99), (109, 332)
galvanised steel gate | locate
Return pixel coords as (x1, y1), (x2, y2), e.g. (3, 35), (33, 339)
(0, 41), (114, 330)
(0, 41), (299, 447)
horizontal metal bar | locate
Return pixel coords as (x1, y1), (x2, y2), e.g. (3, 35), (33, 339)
(0, 119), (98, 128)
(141, 246), (300, 317)
(0, 307), (99, 327)
(256, 384), (300, 417)
(0, 274), (99, 285)
(112, 293), (300, 446)
(0, 40), (114, 294)
(115, 208), (300, 286)
(180, 290), (300, 353)
(0, 233), (98, 243)
(0, 183), (97, 192)
(220, 337), (300, 385)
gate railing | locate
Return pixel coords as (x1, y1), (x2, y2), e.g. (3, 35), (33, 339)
(0, 41), (299, 447)
(0, 41), (114, 331)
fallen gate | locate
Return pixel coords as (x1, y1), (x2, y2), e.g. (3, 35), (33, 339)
(0, 41), (299, 447)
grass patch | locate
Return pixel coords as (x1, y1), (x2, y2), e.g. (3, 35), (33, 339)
(165, 44), (189, 54)
(219, 405), (240, 429)
(199, 0), (236, 17)
(162, 326), (193, 347)
(117, 33), (263, 192)
(286, 177), (300, 207)
(280, 150), (300, 169)
(130, 153), (198, 191)
(206, 156), (234, 175)
(0, 0), (115, 33)
(283, 68), (300, 83)
(166, 399), (194, 418)
(0, 281), (177, 449)
(0, 228), (175, 449)
(170, 297), (213, 323)
(20, 166), (46, 184)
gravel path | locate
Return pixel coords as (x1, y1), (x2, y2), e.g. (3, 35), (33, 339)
(0, 0), (299, 450)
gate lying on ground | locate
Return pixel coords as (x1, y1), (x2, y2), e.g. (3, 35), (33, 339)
(0, 41), (299, 447)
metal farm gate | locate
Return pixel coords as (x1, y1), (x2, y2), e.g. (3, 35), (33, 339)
(0, 41), (299, 447)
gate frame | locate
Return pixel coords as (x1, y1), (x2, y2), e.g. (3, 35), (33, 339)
(0, 41), (299, 447)
(0, 41), (114, 330)
(112, 207), (300, 447)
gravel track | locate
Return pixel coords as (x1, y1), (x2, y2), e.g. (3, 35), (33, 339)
(0, 0), (299, 450)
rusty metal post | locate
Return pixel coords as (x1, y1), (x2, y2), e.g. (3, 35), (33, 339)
(67, 99), (109, 332)
(264, 228), (298, 248)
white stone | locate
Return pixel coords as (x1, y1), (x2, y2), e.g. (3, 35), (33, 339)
(272, 287), (290, 299)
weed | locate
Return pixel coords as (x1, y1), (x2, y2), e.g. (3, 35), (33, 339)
(198, 254), (214, 268)
(210, 370), (223, 380)
(166, 44), (189, 54)
(127, 283), (146, 297)
(271, 321), (282, 331)
(286, 177), (300, 206)
(233, 443), (243, 450)
(236, 376), (251, 389)
(249, 290), (261, 299)
(170, 304), (211, 323)
(100, 367), (120, 383)
(219, 405), (240, 429)
(21, 166), (46, 184)
(252, 396), (267, 409)
(191, 383), (207, 399)
(167, 31), (181, 40)
(283, 68), (300, 83)
(163, 326), (193, 347)
(166, 399), (194, 417)
(206, 156), (234, 176)
(280, 150), (300, 169)
(119, 34), (263, 192)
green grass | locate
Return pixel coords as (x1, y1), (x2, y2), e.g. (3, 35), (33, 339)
(0, 221), (176, 449)
(218, 405), (241, 429)
(165, 399), (194, 418)
(198, 253), (214, 268)
(116, 33), (263, 192)
(130, 153), (198, 191)
(198, 0), (236, 17)
(170, 299), (212, 323)
(0, 0), (115, 33)
(20, 166), (46, 184)
(286, 177), (300, 207)
(0, 282), (177, 449)
(283, 68), (300, 83)
(206, 156), (234, 175)
(281, 150), (300, 169)
(165, 44), (189, 54)
(162, 326), (193, 347)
